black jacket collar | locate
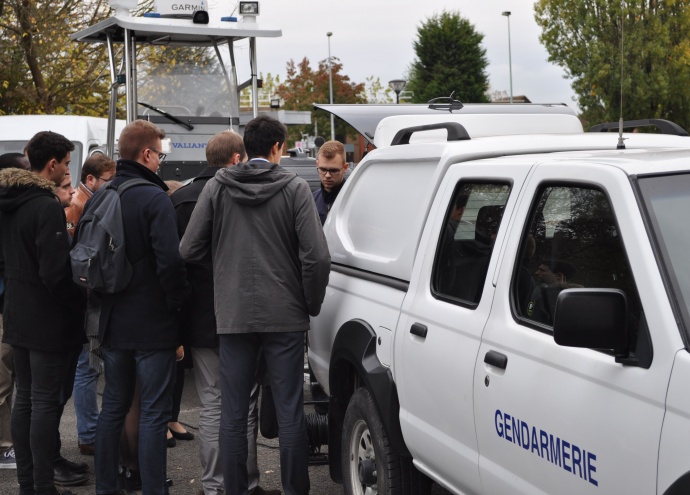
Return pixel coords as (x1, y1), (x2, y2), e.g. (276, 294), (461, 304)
(115, 159), (168, 191)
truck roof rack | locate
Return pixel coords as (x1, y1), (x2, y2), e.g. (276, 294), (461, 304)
(391, 122), (470, 146)
(589, 119), (689, 136)
(427, 93), (464, 113)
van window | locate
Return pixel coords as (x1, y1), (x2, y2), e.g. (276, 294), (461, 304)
(513, 185), (649, 362)
(432, 182), (511, 306)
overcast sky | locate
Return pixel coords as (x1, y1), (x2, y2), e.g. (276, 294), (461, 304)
(205, 0), (578, 110)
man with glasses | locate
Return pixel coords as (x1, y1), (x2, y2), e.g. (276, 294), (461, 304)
(65, 154), (116, 236)
(88, 119), (189, 495)
(64, 153), (116, 459)
(313, 140), (348, 225)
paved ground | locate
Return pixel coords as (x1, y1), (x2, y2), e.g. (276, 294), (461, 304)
(0, 369), (450, 495)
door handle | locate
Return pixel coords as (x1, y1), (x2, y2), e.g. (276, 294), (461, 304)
(410, 323), (428, 339)
(484, 350), (508, 370)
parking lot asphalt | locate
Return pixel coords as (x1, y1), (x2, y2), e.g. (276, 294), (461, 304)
(0, 368), (450, 495)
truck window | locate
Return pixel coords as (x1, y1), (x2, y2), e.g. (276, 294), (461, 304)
(432, 182), (511, 306)
(514, 185), (646, 356)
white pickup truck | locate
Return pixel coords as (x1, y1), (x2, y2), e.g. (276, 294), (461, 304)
(308, 103), (690, 495)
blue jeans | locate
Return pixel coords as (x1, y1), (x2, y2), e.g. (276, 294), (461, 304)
(73, 346), (100, 445)
(219, 332), (309, 495)
(95, 348), (175, 495)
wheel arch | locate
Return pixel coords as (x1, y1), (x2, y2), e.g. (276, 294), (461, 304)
(664, 470), (690, 495)
(327, 318), (410, 482)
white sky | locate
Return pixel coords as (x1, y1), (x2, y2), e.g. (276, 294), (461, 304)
(207, 0), (578, 111)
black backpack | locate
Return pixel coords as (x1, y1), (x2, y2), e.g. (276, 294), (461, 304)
(70, 179), (150, 293)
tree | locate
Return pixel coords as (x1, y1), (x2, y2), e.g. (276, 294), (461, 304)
(0, 0), (117, 115)
(362, 76), (393, 104)
(535, 0), (690, 129)
(275, 57), (366, 144)
(406, 11), (490, 104)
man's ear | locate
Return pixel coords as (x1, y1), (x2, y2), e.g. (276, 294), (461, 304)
(231, 152), (241, 165)
(343, 161), (349, 171)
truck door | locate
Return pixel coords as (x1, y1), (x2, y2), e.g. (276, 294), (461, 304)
(396, 162), (532, 494)
(474, 163), (677, 494)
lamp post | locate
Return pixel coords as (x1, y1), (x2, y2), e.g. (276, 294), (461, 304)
(502, 11), (513, 103)
(389, 79), (407, 104)
(327, 32), (335, 141)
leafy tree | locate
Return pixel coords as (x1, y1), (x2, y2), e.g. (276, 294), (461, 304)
(406, 10), (490, 104)
(275, 57), (366, 144)
(0, 0), (115, 115)
(362, 76), (393, 104)
(535, 0), (690, 129)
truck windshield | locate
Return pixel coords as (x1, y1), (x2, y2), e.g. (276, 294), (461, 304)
(638, 173), (690, 335)
(137, 48), (233, 118)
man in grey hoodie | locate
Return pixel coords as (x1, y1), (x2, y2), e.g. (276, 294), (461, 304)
(180, 115), (330, 495)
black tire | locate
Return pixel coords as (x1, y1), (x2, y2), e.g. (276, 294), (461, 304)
(342, 387), (402, 495)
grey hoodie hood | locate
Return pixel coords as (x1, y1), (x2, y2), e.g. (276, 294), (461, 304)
(215, 161), (297, 206)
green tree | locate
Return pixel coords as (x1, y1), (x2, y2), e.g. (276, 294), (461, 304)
(0, 0), (115, 115)
(535, 0), (690, 128)
(275, 57), (366, 144)
(406, 10), (490, 104)
(362, 76), (393, 104)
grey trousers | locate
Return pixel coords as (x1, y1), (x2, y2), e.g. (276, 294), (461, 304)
(191, 347), (260, 495)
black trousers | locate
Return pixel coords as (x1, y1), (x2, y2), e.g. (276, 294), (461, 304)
(12, 346), (74, 495)
(219, 332), (309, 495)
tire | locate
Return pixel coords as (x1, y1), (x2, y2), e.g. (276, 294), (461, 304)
(342, 387), (403, 495)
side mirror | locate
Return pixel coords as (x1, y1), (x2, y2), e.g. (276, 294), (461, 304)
(553, 288), (628, 357)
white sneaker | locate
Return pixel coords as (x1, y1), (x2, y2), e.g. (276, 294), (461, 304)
(0, 447), (16, 469)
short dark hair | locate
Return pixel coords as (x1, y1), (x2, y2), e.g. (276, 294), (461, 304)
(26, 131), (74, 172)
(0, 152), (28, 171)
(81, 153), (116, 183)
(243, 114), (286, 160)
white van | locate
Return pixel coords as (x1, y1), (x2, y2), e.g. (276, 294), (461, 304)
(308, 104), (690, 495)
(0, 115), (124, 186)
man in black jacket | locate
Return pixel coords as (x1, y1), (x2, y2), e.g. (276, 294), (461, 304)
(90, 120), (189, 495)
(0, 132), (86, 495)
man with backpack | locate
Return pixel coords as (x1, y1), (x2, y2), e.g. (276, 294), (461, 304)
(83, 120), (189, 495)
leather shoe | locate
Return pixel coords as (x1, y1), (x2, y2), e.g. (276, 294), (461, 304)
(78, 442), (94, 456)
(169, 427), (194, 441)
(252, 487), (281, 495)
(53, 463), (87, 487)
(56, 456), (88, 474)
(166, 436), (176, 448)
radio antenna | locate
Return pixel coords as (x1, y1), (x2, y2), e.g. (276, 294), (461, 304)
(617, 1), (626, 149)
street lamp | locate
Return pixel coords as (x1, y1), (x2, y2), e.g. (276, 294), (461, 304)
(502, 11), (513, 104)
(389, 79), (406, 104)
(327, 32), (335, 141)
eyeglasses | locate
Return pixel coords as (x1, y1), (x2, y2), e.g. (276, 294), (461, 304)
(96, 176), (113, 183)
(147, 148), (167, 161)
(317, 167), (343, 176)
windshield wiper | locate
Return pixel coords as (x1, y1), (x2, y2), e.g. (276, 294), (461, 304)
(138, 101), (194, 131)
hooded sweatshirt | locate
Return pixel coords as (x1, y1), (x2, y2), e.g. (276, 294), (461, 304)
(180, 160), (330, 334)
(0, 168), (85, 352)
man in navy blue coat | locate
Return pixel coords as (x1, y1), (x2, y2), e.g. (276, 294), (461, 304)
(312, 140), (348, 225)
(90, 120), (189, 495)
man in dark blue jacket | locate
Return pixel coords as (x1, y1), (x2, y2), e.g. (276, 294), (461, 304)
(312, 140), (348, 225)
(90, 120), (189, 495)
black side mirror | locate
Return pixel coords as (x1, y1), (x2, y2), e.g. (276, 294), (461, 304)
(553, 288), (628, 357)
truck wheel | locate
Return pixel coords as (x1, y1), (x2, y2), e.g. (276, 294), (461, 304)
(342, 387), (402, 495)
